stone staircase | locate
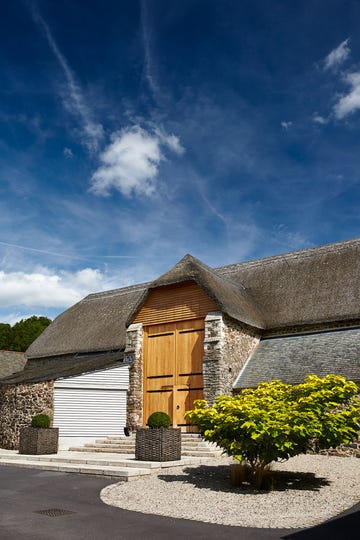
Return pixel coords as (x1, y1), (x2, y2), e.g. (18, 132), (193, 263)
(69, 432), (222, 458)
(0, 449), (211, 481)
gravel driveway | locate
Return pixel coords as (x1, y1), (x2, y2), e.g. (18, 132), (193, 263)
(101, 454), (360, 529)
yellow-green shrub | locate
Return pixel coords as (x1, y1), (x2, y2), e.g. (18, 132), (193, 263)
(185, 374), (360, 485)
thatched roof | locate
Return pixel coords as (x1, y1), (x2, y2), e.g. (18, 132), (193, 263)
(126, 254), (265, 329)
(26, 283), (147, 359)
(25, 237), (360, 364)
(217, 237), (360, 328)
(0, 351), (26, 379)
(234, 328), (360, 389)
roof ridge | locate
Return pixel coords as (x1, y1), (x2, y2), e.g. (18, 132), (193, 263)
(216, 237), (360, 273)
(85, 281), (149, 300)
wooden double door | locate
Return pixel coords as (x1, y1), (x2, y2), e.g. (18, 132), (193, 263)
(143, 319), (204, 430)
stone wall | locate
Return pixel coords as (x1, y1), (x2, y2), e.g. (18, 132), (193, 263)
(203, 312), (260, 404)
(319, 440), (360, 458)
(125, 323), (144, 430)
(0, 381), (54, 450)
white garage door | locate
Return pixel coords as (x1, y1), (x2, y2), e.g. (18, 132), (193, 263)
(53, 364), (129, 449)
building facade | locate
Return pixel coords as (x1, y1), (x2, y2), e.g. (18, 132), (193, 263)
(1, 238), (360, 449)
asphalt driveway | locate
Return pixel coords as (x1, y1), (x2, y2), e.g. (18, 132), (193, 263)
(0, 465), (358, 539)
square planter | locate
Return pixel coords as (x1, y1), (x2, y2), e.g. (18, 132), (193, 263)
(19, 427), (59, 455)
(135, 427), (181, 461)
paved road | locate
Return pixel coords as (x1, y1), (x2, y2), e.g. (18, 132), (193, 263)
(0, 465), (358, 539)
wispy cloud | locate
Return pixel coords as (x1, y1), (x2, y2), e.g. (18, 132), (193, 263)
(281, 121), (293, 130)
(90, 125), (184, 197)
(0, 241), (135, 261)
(30, 5), (103, 152)
(63, 147), (74, 158)
(0, 240), (92, 261)
(140, 0), (166, 105)
(333, 71), (360, 119)
(324, 38), (350, 71)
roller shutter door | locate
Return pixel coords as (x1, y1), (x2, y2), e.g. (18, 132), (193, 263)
(53, 365), (129, 447)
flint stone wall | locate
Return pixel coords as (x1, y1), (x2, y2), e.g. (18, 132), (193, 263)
(319, 440), (360, 458)
(125, 323), (144, 430)
(0, 381), (54, 450)
(203, 312), (260, 404)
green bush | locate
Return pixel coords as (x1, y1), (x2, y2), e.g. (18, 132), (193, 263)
(147, 411), (171, 428)
(185, 374), (360, 488)
(31, 414), (51, 428)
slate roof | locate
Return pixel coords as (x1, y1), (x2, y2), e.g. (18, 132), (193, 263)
(0, 351), (27, 380)
(0, 351), (124, 385)
(234, 328), (360, 389)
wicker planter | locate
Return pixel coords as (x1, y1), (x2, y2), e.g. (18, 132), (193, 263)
(135, 427), (181, 461)
(19, 427), (59, 455)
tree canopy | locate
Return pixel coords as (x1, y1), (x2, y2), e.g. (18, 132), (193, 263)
(0, 316), (51, 352)
(185, 375), (360, 487)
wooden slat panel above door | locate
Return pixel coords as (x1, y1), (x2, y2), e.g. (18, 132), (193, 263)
(133, 280), (218, 326)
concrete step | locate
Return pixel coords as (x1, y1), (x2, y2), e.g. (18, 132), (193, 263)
(69, 432), (221, 457)
(85, 443), (135, 449)
(183, 443), (205, 447)
(0, 453), (161, 470)
(0, 450), (210, 479)
(0, 458), (151, 480)
(181, 450), (221, 457)
(69, 446), (135, 454)
(95, 439), (134, 444)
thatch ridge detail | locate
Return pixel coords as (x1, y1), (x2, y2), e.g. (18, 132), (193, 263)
(126, 254), (265, 329)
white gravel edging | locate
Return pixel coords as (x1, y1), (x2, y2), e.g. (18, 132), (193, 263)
(100, 454), (360, 529)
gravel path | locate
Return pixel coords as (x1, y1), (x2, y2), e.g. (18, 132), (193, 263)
(101, 455), (360, 529)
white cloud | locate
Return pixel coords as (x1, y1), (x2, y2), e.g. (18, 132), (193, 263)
(324, 38), (350, 71)
(281, 121), (293, 130)
(333, 71), (360, 119)
(0, 312), (45, 326)
(312, 113), (328, 125)
(90, 125), (184, 197)
(62, 268), (104, 291)
(0, 268), (106, 309)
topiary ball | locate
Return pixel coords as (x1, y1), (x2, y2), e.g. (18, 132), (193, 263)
(147, 411), (171, 429)
(31, 414), (51, 428)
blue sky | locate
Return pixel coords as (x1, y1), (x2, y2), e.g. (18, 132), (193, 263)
(1, 0), (360, 323)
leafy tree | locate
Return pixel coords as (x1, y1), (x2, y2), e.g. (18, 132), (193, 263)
(185, 375), (360, 488)
(0, 323), (12, 350)
(0, 316), (51, 352)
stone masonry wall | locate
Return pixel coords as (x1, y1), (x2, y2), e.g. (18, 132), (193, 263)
(203, 312), (260, 404)
(0, 381), (54, 450)
(221, 314), (261, 395)
(125, 323), (143, 430)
